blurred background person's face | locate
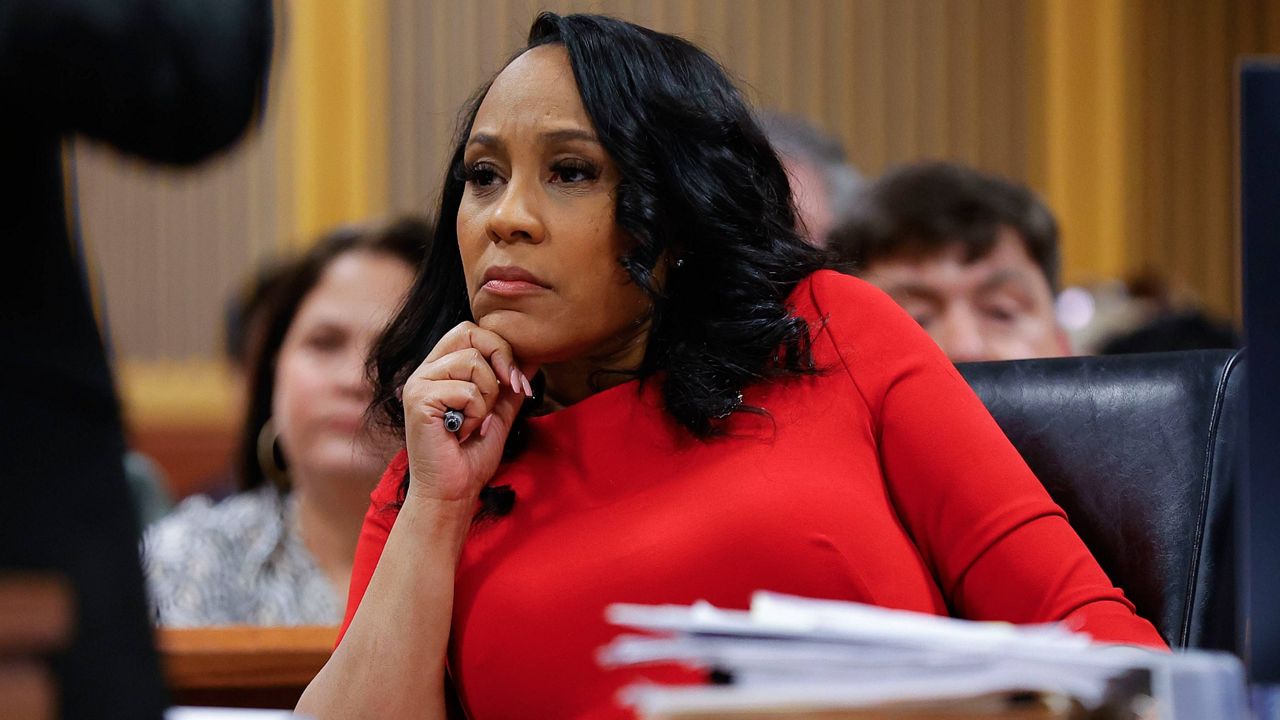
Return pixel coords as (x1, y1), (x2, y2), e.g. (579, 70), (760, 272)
(761, 111), (863, 249)
(861, 227), (1069, 363)
(271, 250), (414, 485)
(782, 157), (835, 247)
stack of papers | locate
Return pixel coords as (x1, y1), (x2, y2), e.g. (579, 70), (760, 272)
(600, 592), (1248, 720)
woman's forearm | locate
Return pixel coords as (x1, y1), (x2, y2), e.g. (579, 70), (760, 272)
(296, 498), (472, 719)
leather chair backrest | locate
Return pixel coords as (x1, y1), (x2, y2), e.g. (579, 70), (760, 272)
(957, 349), (1244, 651)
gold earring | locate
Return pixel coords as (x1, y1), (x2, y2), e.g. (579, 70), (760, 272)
(256, 417), (290, 490)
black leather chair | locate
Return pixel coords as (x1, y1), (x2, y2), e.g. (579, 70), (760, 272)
(957, 349), (1244, 652)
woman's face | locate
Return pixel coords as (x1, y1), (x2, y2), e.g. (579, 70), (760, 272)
(273, 250), (414, 485)
(457, 44), (651, 367)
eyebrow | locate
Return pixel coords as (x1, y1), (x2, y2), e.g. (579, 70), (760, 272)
(884, 271), (1037, 303)
(884, 282), (946, 306)
(466, 128), (600, 149)
(976, 269), (1036, 295)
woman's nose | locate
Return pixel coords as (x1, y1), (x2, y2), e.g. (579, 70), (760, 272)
(487, 175), (546, 244)
(335, 347), (371, 397)
(936, 306), (992, 363)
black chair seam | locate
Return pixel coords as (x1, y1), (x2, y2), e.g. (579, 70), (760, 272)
(1179, 348), (1244, 646)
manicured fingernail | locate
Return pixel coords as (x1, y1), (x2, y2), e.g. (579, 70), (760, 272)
(480, 413), (494, 438)
(520, 371), (533, 398)
(510, 368), (520, 392)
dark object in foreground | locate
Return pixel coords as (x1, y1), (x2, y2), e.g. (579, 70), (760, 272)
(0, 1), (273, 717)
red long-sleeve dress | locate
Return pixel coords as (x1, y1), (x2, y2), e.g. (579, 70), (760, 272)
(339, 270), (1166, 719)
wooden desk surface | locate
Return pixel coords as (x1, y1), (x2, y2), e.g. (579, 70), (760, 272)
(158, 625), (337, 708)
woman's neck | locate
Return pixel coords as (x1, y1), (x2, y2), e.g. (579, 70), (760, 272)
(292, 470), (373, 597)
(540, 321), (649, 407)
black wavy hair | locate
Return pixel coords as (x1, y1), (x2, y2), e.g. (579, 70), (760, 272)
(237, 217), (432, 492)
(368, 13), (826, 514)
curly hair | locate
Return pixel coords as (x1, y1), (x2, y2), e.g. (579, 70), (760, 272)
(368, 12), (826, 515)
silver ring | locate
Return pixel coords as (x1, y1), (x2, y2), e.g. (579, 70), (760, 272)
(443, 409), (465, 433)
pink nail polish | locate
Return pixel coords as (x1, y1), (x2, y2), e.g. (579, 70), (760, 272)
(520, 372), (534, 398)
(510, 368), (520, 392)
(480, 414), (493, 438)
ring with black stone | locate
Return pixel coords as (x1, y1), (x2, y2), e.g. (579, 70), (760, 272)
(443, 409), (465, 434)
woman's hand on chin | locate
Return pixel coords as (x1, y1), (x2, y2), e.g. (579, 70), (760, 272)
(401, 321), (536, 508)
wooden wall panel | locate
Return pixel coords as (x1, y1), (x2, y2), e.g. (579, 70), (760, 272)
(74, 115), (284, 361)
(384, 0), (1034, 215)
(286, 0), (390, 245)
(1124, 0), (1280, 318)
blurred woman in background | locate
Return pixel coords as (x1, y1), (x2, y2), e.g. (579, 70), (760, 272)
(142, 218), (428, 626)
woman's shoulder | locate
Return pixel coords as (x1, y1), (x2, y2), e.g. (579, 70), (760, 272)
(143, 485), (284, 565)
(786, 269), (955, 411)
(790, 269), (910, 322)
(790, 269), (937, 352)
(149, 484), (282, 536)
(142, 485), (323, 626)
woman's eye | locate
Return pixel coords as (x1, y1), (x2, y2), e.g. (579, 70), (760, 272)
(463, 162), (501, 187)
(306, 333), (345, 353)
(550, 160), (599, 184)
(901, 304), (936, 328)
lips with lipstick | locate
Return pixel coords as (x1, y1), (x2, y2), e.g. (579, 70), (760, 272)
(480, 266), (551, 297)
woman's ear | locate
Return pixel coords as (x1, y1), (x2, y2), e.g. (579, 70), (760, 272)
(650, 249), (684, 295)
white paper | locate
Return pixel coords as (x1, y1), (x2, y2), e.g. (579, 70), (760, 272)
(166, 709), (307, 720)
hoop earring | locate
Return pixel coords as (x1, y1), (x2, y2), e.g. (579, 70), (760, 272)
(256, 417), (290, 490)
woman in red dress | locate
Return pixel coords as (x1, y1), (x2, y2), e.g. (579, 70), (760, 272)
(297, 12), (1165, 720)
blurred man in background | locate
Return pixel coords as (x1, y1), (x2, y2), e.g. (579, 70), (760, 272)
(760, 111), (863, 247)
(829, 161), (1070, 362)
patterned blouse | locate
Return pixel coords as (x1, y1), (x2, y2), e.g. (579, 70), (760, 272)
(142, 485), (342, 627)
